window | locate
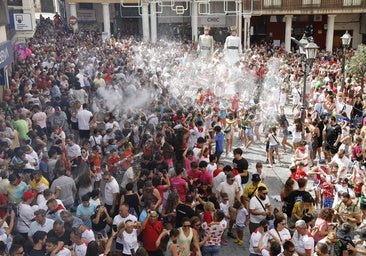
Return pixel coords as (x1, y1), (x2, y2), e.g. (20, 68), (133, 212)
(343, 0), (361, 6)
(41, 0), (54, 13)
(263, 0), (281, 7)
(79, 3), (93, 9)
(302, 0), (321, 5)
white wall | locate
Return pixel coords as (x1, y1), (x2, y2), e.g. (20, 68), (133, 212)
(335, 13), (361, 48)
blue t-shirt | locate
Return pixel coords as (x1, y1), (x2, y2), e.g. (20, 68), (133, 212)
(76, 202), (97, 228)
(214, 132), (225, 153)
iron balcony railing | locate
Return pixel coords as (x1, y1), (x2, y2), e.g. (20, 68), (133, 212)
(244, 0), (366, 13)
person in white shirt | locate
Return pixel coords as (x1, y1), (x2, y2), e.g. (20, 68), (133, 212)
(70, 228), (87, 256)
(113, 204), (138, 251)
(330, 148), (350, 182)
(16, 191), (36, 237)
(249, 219), (271, 256)
(65, 136), (81, 162)
(76, 103), (94, 142)
(103, 171), (120, 216)
(292, 220), (314, 256)
(28, 209), (54, 238)
(212, 164), (226, 193)
(45, 236), (72, 256)
(119, 220), (141, 256)
(249, 186), (273, 233)
(75, 222), (95, 243)
(267, 216), (291, 246)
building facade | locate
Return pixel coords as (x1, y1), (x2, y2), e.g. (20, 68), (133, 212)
(5, 0), (366, 51)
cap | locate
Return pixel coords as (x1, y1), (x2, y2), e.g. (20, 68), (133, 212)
(226, 173), (235, 180)
(295, 220), (307, 229)
(55, 106), (61, 112)
(23, 191), (36, 201)
(252, 174), (261, 183)
(72, 218), (84, 228)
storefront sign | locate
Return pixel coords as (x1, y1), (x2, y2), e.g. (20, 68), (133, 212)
(199, 16), (226, 27)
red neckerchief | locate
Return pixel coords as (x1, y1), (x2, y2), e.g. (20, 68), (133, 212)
(55, 204), (65, 212)
(232, 169), (239, 176)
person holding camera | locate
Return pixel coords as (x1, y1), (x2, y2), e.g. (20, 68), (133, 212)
(249, 186), (273, 233)
(118, 219), (142, 256)
(249, 219), (271, 256)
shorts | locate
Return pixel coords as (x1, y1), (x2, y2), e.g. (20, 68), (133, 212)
(71, 121), (78, 130)
(283, 129), (290, 136)
(229, 207), (237, 221)
(269, 144), (279, 151)
(79, 129), (90, 139)
(236, 225), (245, 231)
(245, 128), (253, 137)
(322, 198), (334, 208)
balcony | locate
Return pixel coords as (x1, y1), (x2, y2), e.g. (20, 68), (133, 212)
(246, 0), (366, 14)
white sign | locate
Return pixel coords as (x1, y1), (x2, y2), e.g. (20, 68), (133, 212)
(13, 13), (33, 31)
(199, 16), (226, 27)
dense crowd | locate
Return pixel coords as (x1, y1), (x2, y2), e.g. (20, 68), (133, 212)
(0, 15), (366, 256)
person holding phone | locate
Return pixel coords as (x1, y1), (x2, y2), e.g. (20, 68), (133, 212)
(249, 219), (271, 256)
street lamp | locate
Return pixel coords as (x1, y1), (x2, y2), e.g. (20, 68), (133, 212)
(300, 37), (319, 122)
(340, 30), (352, 92)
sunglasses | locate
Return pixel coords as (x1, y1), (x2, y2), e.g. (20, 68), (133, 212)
(183, 225), (191, 228)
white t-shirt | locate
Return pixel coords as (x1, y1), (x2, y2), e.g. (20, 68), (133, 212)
(249, 230), (270, 255)
(249, 195), (270, 224)
(56, 247), (71, 256)
(268, 228), (291, 243)
(16, 203), (35, 233)
(122, 229), (139, 255)
(82, 228), (95, 243)
(213, 172), (226, 193)
(207, 163), (217, 176)
(74, 242), (87, 256)
(236, 207), (248, 227)
(121, 167), (134, 188)
(292, 230), (314, 255)
(104, 177), (120, 205)
(216, 181), (239, 206)
(76, 109), (93, 130)
(113, 214), (138, 245)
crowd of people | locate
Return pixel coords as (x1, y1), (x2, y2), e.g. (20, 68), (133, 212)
(0, 13), (365, 256)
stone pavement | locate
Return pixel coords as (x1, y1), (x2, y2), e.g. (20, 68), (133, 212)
(218, 109), (296, 254)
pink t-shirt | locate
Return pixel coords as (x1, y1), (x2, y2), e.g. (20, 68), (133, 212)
(199, 171), (213, 184)
(187, 169), (202, 180)
(170, 176), (188, 202)
(184, 157), (198, 173)
(313, 217), (328, 243)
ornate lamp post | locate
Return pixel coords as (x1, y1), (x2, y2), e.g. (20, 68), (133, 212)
(340, 31), (352, 92)
(300, 37), (319, 122)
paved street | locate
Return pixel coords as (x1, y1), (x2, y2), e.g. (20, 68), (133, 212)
(219, 112), (294, 254)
